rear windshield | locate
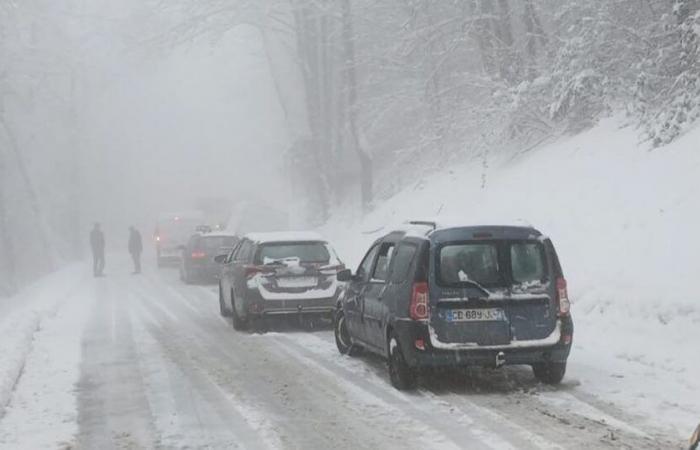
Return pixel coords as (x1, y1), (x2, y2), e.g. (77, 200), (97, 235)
(257, 242), (332, 264)
(200, 236), (238, 250)
(437, 241), (547, 287)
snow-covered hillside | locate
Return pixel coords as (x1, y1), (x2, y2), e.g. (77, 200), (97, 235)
(322, 117), (700, 436)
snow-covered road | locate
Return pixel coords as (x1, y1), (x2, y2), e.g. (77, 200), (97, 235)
(0, 257), (687, 449)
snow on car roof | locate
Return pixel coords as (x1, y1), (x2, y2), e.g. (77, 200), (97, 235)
(199, 231), (238, 238)
(395, 217), (538, 237)
(244, 231), (327, 244)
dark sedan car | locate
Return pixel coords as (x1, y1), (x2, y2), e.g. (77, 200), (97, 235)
(179, 232), (239, 284)
(217, 232), (344, 330)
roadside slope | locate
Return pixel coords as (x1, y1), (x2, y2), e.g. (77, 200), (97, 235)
(322, 117), (700, 437)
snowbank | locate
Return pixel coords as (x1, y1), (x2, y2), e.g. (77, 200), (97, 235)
(322, 117), (700, 436)
(0, 264), (86, 414)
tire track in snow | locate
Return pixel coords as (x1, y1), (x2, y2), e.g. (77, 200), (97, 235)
(277, 332), (675, 449)
(270, 333), (519, 450)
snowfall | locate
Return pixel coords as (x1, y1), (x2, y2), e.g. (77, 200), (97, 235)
(0, 117), (698, 449)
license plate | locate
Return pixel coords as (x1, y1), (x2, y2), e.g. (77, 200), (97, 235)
(443, 308), (505, 322)
(277, 276), (318, 288)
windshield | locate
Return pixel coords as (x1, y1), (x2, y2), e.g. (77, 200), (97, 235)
(437, 241), (546, 288)
(256, 242), (333, 264)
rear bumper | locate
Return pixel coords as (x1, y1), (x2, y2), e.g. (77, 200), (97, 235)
(187, 264), (221, 281)
(245, 293), (337, 317)
(394, 316), (573, 368)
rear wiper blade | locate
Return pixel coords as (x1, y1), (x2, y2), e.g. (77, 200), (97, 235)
(461, 280), (491, 298)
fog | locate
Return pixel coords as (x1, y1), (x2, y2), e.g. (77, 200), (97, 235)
(81, 25), (291, 238)
(2, 0), (699, 293)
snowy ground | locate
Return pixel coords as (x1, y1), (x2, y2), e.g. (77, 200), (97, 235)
(0, 255), (687, 449)
(322, 117), (700, 441)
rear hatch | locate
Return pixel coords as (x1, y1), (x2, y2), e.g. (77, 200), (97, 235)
(429, 227), (557, 347)
(253, 241), (341, 300)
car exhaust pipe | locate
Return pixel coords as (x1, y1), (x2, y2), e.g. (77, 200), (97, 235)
(495, 351), (506, 368)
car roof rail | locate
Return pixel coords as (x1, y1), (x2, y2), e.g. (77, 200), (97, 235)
(407, 220), (437, 230)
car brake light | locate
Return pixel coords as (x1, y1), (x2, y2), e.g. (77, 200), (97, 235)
(191, 251), (206, 259)
(409, 281), (429, 321)
(556, 277), (570, 317)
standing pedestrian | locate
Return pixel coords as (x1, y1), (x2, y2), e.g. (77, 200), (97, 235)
(128, 226), (143, 274)
(90, 223), (105, 277)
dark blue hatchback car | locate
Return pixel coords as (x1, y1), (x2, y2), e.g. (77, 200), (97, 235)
(335, 221), (573, 390)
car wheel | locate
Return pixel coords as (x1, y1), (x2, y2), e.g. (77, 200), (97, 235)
(230, 291), (247, 331)
(387, 333), (417, 390)
(219, 284), (230, 317)
(334, 310), (361, 356)
(532, 362), (567, 385)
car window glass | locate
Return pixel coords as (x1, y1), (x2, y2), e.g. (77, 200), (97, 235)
(235, 241), (251, 262)
(372, 243), (395, 281)
(439, 243), (500, 285)
(357, 245), (379, 282)
(389, 243), (417, 283)
(226, 242), (240, 263)
(257, 242), (331, 264)
(511, 242), (546, 284)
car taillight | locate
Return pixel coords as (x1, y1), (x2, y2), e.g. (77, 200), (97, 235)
(409, 281), (429, 321)
(556, 277), (570, 317)
(191, 251), (206, 259)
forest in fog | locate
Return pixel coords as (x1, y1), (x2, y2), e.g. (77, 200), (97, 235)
(1, 0), (699, 295)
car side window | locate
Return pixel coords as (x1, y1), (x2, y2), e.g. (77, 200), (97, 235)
(389, 242), (418, 284)
(225, 242), (241, 264)
(371, 243), (395, 281)
(234, 241), (251, 262)
(357, 245), (380, 282)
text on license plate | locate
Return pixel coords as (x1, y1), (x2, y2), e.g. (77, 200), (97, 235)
(277, 277), (318, 288)
(444, 308), (505, 322)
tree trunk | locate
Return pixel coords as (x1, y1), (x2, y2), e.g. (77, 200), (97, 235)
(0, 143), (17, 296)
(340, 0), (372, 212)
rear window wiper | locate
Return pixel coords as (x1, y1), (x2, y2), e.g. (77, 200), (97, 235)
(461, 280), (491, 298)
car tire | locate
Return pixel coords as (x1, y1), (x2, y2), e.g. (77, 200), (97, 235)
(231, 291), (247, 331)
(532, 362), (567, 385)
(334, 310), (361, 356)
(387, 333), (417, 390)
(219, 284), (230, 317)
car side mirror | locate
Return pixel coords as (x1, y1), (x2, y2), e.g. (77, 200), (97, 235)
(337, 268), (353, 282)
(214, 254), (228, 264)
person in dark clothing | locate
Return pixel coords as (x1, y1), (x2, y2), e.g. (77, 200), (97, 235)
(128, 226), (143, 274)
(90, 223), (105, 277)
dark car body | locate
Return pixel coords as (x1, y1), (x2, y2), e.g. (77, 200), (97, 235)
(180, 232), (239, 283)
(218, 232), (344, 329)
(334, 222), (573, 389)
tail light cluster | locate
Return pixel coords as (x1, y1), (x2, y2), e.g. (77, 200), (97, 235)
(556, 277), (571, 317)
(409, 281), (429, 321)
(191, 251), (206, 259)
